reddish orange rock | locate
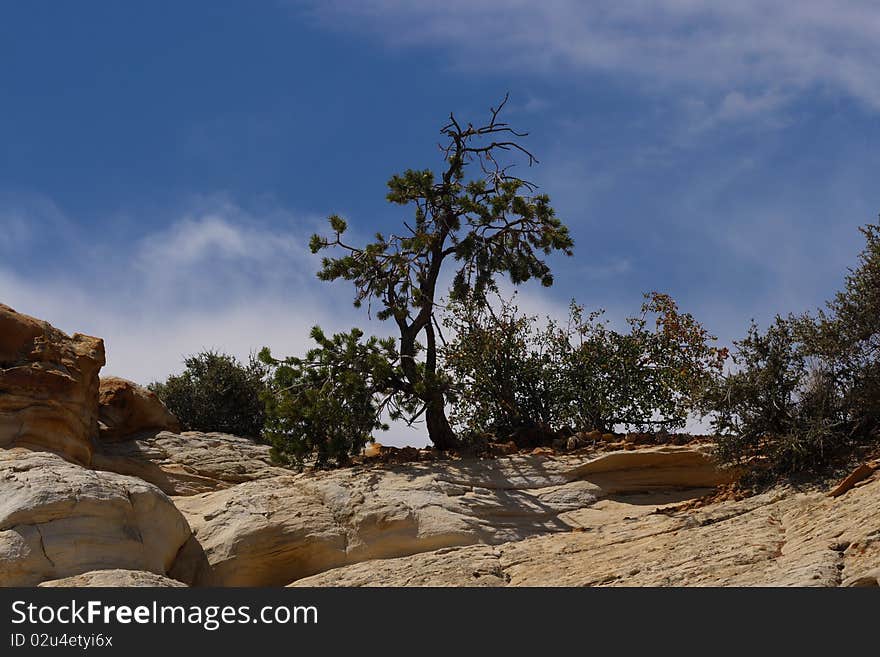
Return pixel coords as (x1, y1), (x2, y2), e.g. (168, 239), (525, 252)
(98, 376), (180, 441)
(828, 461), (879, 498)
(0, 303), (104, 465)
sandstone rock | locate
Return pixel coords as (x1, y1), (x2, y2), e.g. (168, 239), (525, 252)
(828, 461), (878, 498)
(487, 441), (518, 456)
(290, 545), (507, 587)
(97, 377), (180, 441)
(562, 445), (736, 492)
(171, 475), (350, 586)
(0, 449), (191, 586)
(39, 569), (187, 587)
(172, 445), (733, 586)
(0, 304), (104, 465)
(292, 473), (880, 587)
(500, 472), (880, 587)
(92, 431), (284, 496)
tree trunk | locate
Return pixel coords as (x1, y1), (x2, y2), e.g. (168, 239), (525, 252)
(420, 316), (458, 449)
(426, 395), (458, 450)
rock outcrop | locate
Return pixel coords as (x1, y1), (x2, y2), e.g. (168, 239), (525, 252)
(0, 449), (191, 586)
(39, 569), (187, 587)
(293, 467), (880, 587)
(0, 304), (104, 465)
(93, 431), (285, 496)
(172, 445), (735, 586)
(97, 377), (180, 441)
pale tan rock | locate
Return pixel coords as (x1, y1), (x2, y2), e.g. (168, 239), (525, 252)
(0, 449), (191, 586)
(0, 304), (104, 465)
(171, 475), (349, 587)
(173, 445), (734, 586)
(290, 545), (507, 587)
(563, 445), (737, 492)
(97, 377), (180, 441)
(92, 431), (285, 496)
(39, 569), (187, 587)
(293, 473), (880, 587)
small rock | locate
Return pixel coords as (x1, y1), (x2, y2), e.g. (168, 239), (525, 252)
(363, 442), (383, 458)
(98, 377), (180, 441)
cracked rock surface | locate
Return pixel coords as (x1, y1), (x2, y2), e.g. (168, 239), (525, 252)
(170, 445), (737, 586)
(39, 569), (187, 587)
(292, 471), (880, 587)
(92, 431), (285, 496)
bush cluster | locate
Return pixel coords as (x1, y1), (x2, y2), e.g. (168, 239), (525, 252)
(704, 224), (880, 480)
(145, 97), (880, 480)
(443, 292), (727, 443)
(149, 351), (267, 439)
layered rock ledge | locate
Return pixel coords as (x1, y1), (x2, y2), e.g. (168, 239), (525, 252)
(170, 445), (736, 586)
(291, 464), (880, 587)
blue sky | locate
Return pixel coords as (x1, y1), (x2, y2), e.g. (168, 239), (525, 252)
(3, 2), (880, 445)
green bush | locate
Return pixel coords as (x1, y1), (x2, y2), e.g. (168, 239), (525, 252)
(705, 223), (880, 480)
(444, 292), (726, 441)
(443, 297), (558, 440)
(704, 317), (834, 478)
(552, 293), (727, 433)
(149, 350), (267, 438)
(259, 327), (415, 467)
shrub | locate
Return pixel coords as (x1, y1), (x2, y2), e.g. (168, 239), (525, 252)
(443, 297), (558, 440)
(704, 317), (837, 478)
(149, 350), (267, 438)
(444, 292), (726, 440)
(259, 327), (415, 467)
(551, 293), (727, 433)
(706, 222), (880, 480)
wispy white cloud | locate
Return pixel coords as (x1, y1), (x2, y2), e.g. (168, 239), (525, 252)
(0, 214), (31, 251)
(0, 196), (354, 379)
(297, 1), (880, 112)
(681, 89), (792, 135)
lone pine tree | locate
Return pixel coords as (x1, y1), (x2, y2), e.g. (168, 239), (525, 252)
(310, 95), (573, 449)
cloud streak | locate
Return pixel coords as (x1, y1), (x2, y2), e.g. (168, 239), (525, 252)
(0, 197), (353, 381)
(299, 1), (880, 111)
